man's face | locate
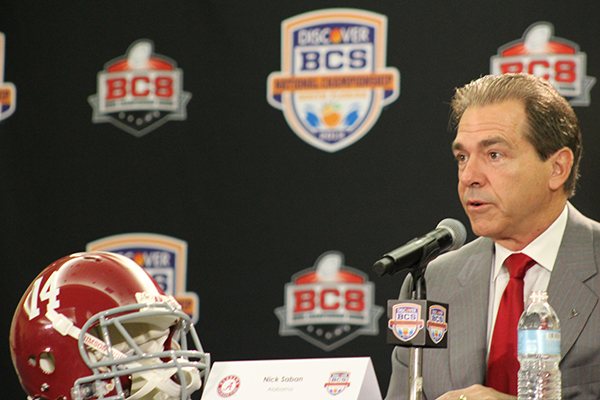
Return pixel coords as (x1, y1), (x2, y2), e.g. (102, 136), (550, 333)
(452, 100), (557, 250)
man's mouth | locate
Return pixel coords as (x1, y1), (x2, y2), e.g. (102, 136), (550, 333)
(467, 200), (488, 208)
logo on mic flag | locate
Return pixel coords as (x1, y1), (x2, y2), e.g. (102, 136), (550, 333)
(427, 305), (448, 344)
(275, 251), (383, 351)
(267, 8), (400, 152)
(388, 303), (424, 342)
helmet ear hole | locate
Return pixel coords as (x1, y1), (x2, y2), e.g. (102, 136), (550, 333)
(39, 351), (56, 374)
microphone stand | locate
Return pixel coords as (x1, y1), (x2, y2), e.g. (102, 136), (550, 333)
(408, 265), (427, 400)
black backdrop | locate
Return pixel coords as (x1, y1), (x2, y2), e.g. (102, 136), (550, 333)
(3, 1), (600, 398)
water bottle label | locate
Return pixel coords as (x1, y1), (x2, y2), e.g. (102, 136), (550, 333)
(518, 330), (561, 355)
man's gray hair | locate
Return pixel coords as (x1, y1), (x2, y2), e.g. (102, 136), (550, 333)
(450, 73), (582, 197)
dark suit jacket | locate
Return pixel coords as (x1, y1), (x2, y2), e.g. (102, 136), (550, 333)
(385, 203), (600, 399)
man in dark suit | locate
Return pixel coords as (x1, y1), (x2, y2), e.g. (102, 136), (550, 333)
(385, 73), (600, 400)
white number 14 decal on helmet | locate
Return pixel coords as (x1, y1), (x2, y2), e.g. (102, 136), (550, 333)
(24, 271), (60, 320)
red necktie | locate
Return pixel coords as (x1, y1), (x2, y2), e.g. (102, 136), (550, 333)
(486, 253), (536, 395)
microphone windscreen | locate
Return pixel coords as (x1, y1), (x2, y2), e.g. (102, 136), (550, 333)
(437, 218), (467, 251)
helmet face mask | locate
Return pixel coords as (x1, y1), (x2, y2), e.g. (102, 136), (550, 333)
(10, 252), (210, 400)
(71, 296), (207, 400)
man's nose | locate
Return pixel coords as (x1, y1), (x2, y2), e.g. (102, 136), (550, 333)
(459, 156), (483, 187)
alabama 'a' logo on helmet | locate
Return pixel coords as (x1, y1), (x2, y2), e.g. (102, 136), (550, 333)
(275, 251), (383, 351)
(88, 39), (191, 136)
(490, 21), (596, 106)
(267, 9), (400, 152)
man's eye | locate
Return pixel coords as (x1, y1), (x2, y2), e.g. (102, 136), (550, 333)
(455, 154), (466, 163)
(489, 152), (500, 160)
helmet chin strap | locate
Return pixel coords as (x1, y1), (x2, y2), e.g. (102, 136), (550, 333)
(46, 309), (201, 400)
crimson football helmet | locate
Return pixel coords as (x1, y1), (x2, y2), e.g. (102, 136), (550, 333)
(10, 252), (210, 400)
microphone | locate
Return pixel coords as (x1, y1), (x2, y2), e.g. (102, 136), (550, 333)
(373, 218), (467, 277)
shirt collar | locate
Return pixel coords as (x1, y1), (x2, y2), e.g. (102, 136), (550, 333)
(493, 204), (569, 279)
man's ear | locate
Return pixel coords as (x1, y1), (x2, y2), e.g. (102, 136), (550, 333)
(548, 147), (574, 191)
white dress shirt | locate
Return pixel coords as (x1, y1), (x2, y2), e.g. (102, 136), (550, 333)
(486, 204), (569, 354)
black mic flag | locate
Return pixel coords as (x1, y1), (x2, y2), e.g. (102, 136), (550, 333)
(373, 218), (466, 277)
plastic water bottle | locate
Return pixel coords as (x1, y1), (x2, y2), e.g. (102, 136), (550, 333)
(517, 291), (561, 399)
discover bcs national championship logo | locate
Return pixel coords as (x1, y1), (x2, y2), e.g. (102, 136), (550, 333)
(267, 9), (400, 152)
(275, 251), (383, 351)
(491, 21), (595, 106)
(86, 233), (199, 323)
(89, 39), (191, 136)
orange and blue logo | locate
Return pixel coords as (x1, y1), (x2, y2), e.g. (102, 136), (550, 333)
(89, 40), (191, 136)
(267, 9), (400, 152)
(388, 303), (424, 342)
(324, 371), (351, 396)
(427, 305), (448, 344)
(86, 233), (200, 323)
(0, 33), (16, 122)
(490, 21), (595, 106)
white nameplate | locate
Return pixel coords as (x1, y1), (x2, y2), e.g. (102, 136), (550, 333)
(201, 357), (382, 400)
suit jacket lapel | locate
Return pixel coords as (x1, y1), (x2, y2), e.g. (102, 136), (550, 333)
(547, 203), (598, 359)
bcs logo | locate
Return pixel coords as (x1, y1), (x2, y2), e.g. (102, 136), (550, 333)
(427, 305), (448, 344)
(0, 32), (16, 122)
(491, 21), (595, 106)
(324, 371), (351, 396)
(388, 303), (424, 342)
(86, 233), (199, 323)
(267, 9), (400, 152)
(89, 39), (191, 136)
(275, 251), (383, 351)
